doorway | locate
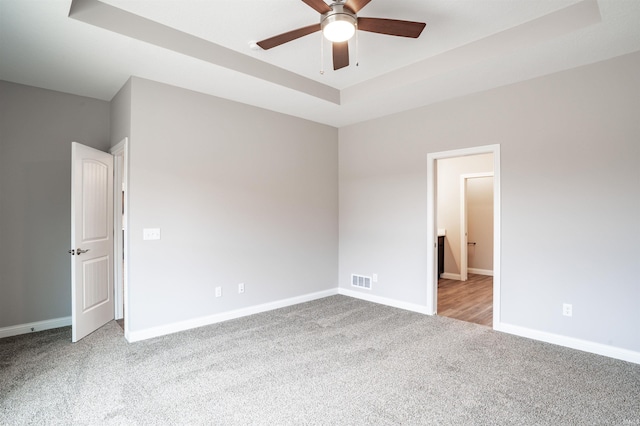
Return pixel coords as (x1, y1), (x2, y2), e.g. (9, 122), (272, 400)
(426, 145), (501, 328)
(70, 139), (128, 342)
(110, 138), (128, 338)
(460, 172), (494, 281)
(70, 142), (115, 342)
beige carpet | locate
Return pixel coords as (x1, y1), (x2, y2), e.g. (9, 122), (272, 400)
(1, 295), (639, 424)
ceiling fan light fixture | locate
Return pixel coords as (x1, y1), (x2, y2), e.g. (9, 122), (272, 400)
(255, 0), (426, 71)
(321, 6), (356, 42)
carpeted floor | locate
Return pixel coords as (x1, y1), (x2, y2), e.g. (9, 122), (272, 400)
(1, 295), (639, 425)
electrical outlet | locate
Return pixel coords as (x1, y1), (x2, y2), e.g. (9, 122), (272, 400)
(238, 283), (245, 294)
(142, 228), (161, 240)
(215, 286), (222, 298)
(563, 303), (572, 317)
(372, 274), (378, 283)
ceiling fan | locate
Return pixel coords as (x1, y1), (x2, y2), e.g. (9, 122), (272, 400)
(256, 0), (426, 71)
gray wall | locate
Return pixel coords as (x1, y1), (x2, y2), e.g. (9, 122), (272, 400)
(123, 78), (338, 332)
(110, 78), (131, 147)
(0, 81), (110, 327)
(339, 52), (640, 352)
(466, 176), (494, 272)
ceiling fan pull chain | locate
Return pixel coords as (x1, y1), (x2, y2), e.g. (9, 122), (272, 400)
(355, 21), (359, 67)
(320, 32), (325, 75)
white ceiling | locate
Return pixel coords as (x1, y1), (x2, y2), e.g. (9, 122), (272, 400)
(1, 0), (639, 127)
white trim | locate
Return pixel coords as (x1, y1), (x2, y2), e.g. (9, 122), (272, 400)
(440, 272), (461, 280)
(126, 289), (338, 343)
(110, 138), (129, 339)
(110, 140), (123, 320)
(339, 288), (430, 315)
(426, 144), (501, 326)
(492, 148), (501, 327)
(460, 174), (467, 281)
(426, 152), (437, 314)
(495, 322), (640, 365)
(460, 172), (494, 282)
(468, 268), (493, 276)
(0, 317), (71, 339)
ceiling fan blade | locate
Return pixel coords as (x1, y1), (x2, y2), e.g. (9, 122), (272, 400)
(344, 0), (371, 13)
(256, 24), (321, 50)
(302, 0), (331, 14)
(333, 41), (349, 70)
(357, 17), (426, 38)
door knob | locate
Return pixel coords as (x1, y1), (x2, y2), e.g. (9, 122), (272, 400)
(77, 248), (90, 255)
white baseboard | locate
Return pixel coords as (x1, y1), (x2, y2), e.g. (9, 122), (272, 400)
(468, 268), (493, 276)
(440, 272), (461, 280)
(495, 322), (640, 365)
(127, 288), (339, 343)
(0, 316), (71, 339)
(441, 270), (493, 279)
(338, 288), (430, 315)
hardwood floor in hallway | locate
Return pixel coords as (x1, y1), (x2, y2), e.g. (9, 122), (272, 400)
(437, 273), (493, 327)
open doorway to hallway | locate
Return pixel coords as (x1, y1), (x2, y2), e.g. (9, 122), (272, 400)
(436, 154), (494, 326)
(426, 145), (500, 328)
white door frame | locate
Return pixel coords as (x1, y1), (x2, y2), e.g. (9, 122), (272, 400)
(110, 137), (129, 340)
(460, 172), (494, 281)
(426, 144), (501, 328)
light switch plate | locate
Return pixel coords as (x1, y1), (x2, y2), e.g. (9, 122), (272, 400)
(143, 228), (161, 240)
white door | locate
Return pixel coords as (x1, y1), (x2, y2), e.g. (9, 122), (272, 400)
(71, 142), (114, 342)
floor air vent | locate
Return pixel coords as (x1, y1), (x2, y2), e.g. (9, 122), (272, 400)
(351, 274), (372, 290)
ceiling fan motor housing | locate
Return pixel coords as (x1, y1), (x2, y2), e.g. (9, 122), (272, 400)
(321, 3), (357, 41)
